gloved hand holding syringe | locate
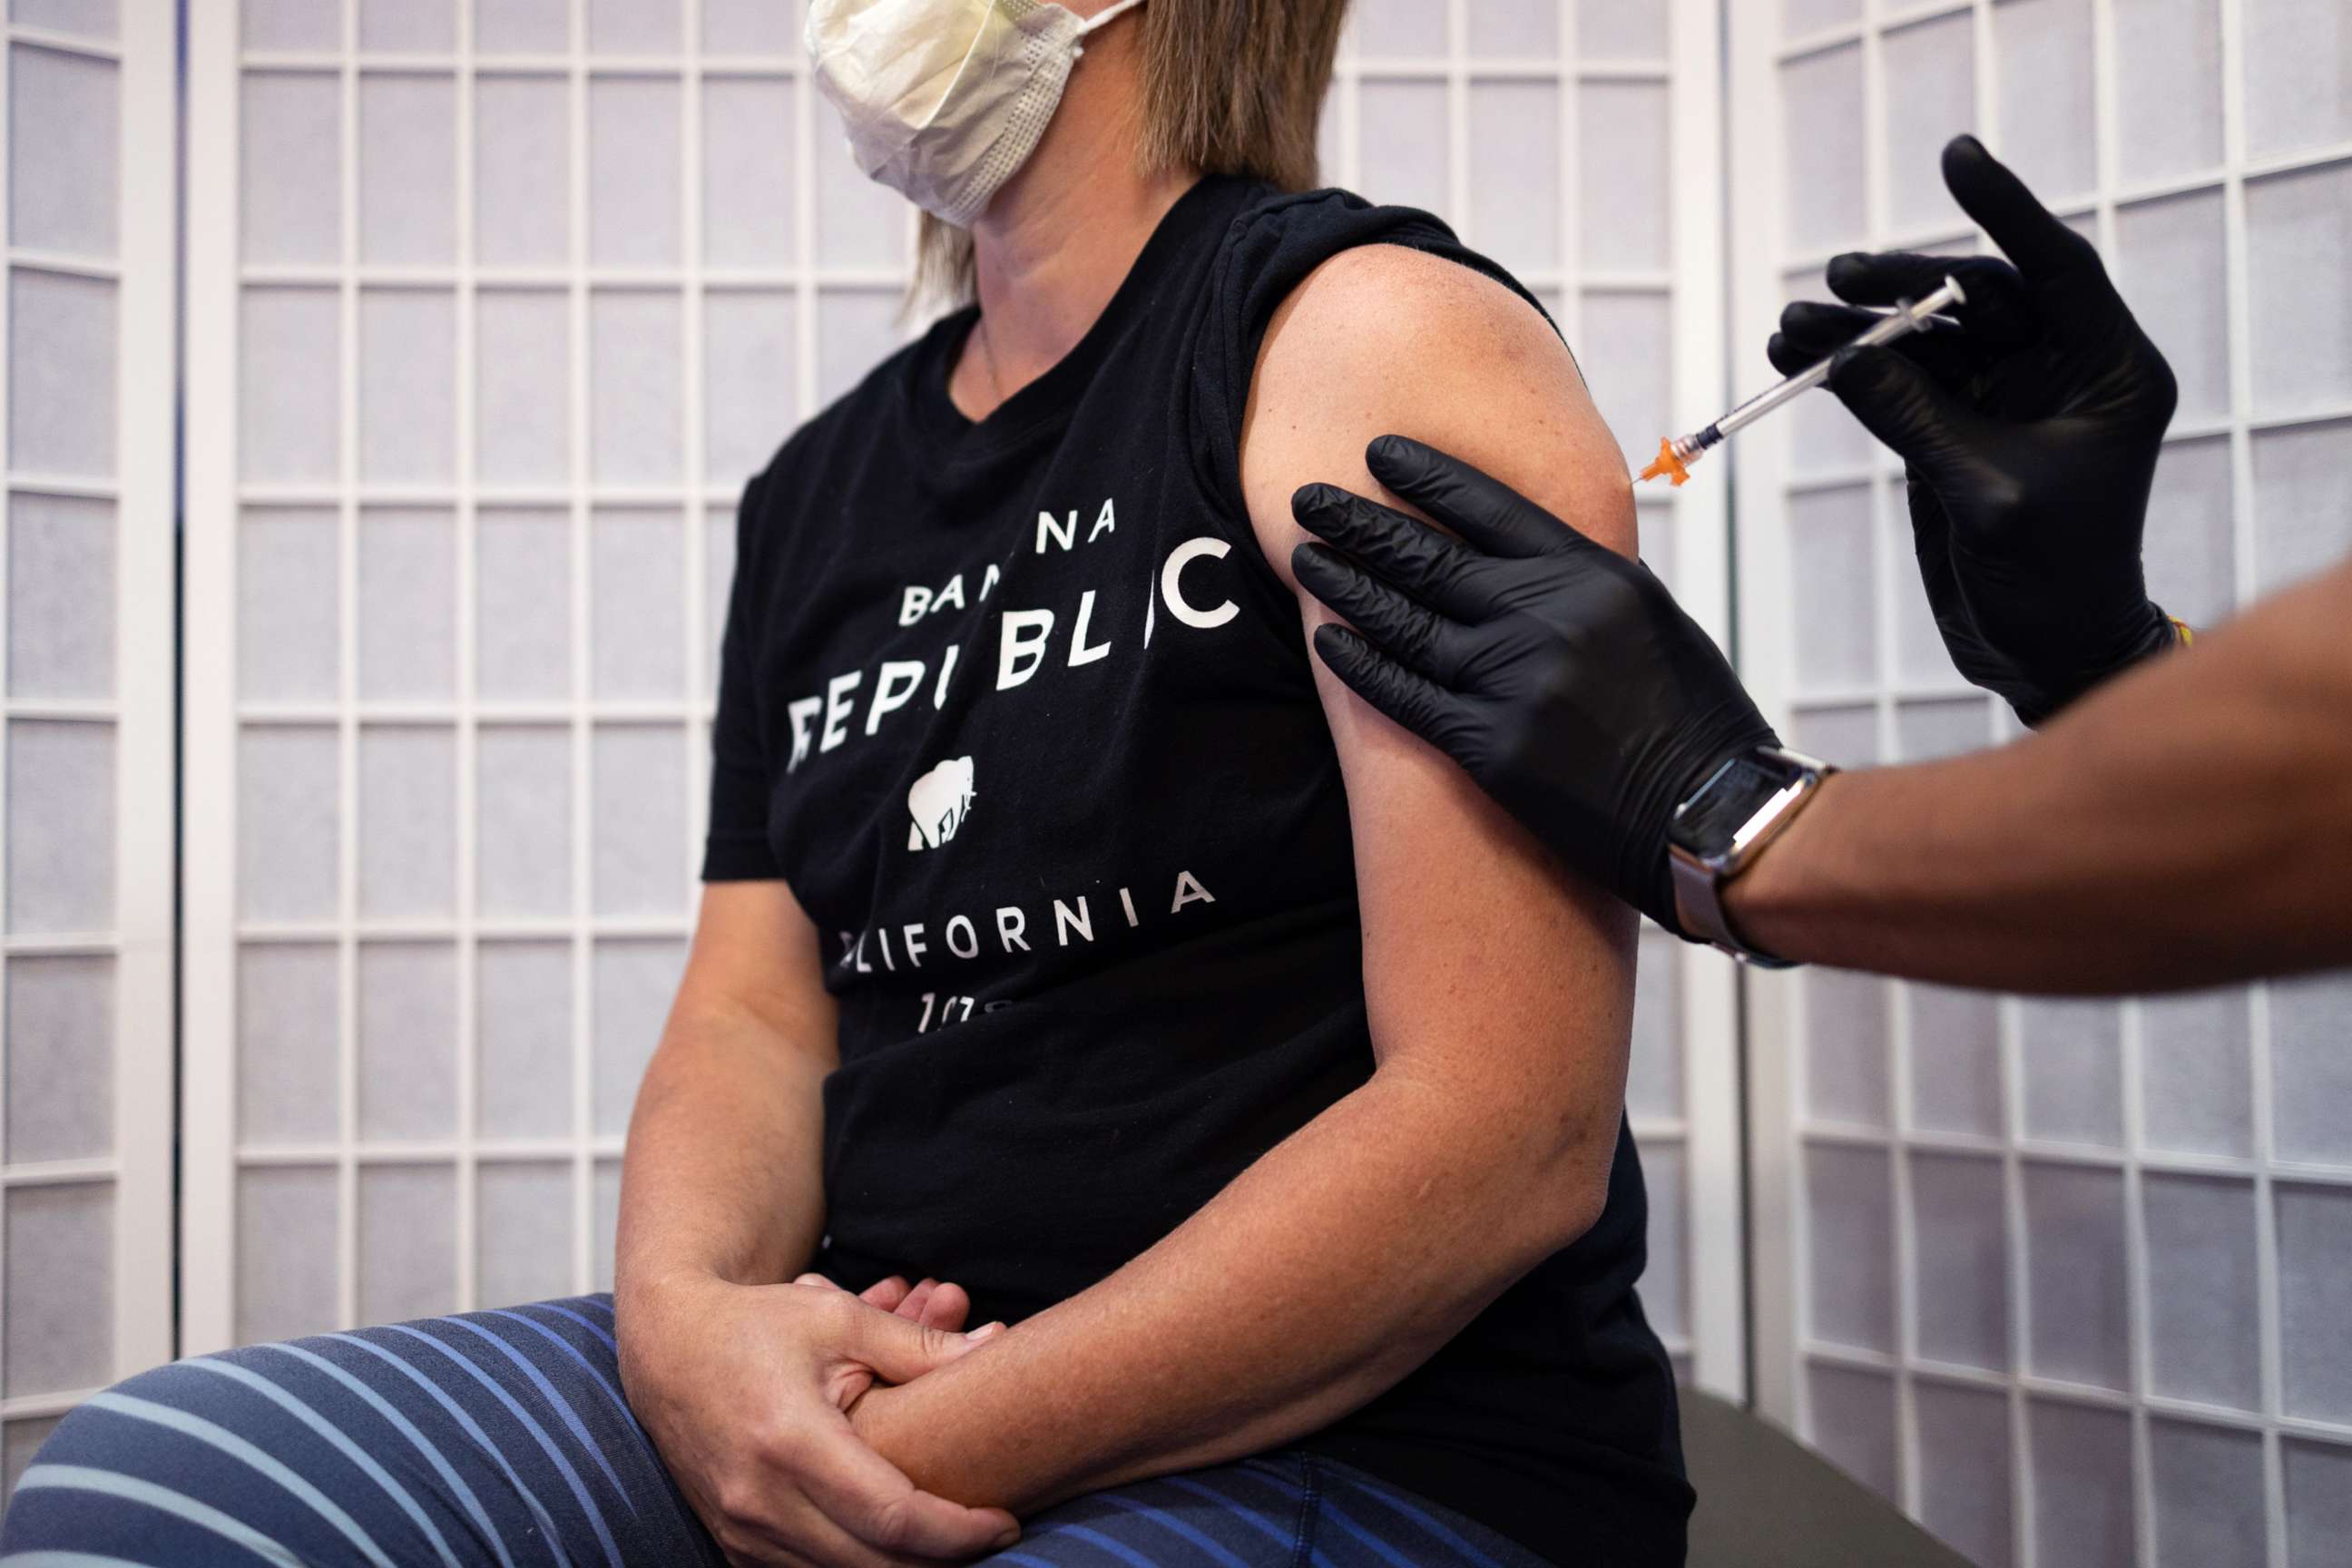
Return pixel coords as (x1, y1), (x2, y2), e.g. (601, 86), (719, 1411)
(1638, 276), (1967, 485)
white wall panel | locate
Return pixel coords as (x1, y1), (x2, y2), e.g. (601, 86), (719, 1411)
(184, 0), (877, 1352)
(0, 0), (173, 1509)
(1732, 1), (2352, 1563)
(1328, 0), (1740, 1397)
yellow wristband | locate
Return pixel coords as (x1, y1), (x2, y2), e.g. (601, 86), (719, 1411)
(2169, 615), (2195, 647)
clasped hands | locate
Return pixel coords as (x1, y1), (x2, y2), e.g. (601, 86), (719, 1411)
(618, 1268), (1014, 1568)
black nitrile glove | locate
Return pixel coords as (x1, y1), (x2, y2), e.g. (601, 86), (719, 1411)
(1769, 133), (2180, 727)
(1292, 436), (1779, 935)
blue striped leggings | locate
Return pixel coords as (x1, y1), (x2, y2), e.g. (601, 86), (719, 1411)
(0, 1295), (1550, 1568)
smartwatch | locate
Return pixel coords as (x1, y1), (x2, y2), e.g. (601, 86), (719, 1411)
(1667, 746), (1837, 967)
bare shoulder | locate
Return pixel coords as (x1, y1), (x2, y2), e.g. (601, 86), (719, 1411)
(1253, 243), (1563, 391)
(1238, 242), (1634, 576)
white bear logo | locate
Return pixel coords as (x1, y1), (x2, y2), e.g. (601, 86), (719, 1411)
(906, 756), (976, 850)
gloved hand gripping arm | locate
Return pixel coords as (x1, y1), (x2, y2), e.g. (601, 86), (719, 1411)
(1293, 436), (1778, 934)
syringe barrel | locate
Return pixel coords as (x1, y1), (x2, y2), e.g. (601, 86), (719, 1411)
(1714, 357), (1835, 437)
(1713, 276), (1965, 440)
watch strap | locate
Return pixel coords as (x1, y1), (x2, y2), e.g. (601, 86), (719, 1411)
(1671, 839), (1799, 969)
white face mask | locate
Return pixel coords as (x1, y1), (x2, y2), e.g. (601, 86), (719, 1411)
(806, 0), (1147, 228)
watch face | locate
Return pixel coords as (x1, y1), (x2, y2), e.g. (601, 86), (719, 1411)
(1671, 756), (1796, 857)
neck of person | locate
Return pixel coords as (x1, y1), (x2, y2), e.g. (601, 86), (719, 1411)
(950, 33), (1199, 420)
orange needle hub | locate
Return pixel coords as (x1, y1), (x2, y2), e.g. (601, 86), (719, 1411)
(1638, 437), (1690, 487)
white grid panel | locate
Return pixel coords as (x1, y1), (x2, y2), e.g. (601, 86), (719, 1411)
(1731, 1), (2352, 1563)
(182, 0), (916, 1352)
(0, 0), (176, 1505)
(1329, 0), (1743, 1397)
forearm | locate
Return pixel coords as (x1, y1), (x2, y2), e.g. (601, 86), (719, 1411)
(853, 1065), (1612, 1510)
(614, 997), (829, 1305)
(1729, 560), (2352, 992)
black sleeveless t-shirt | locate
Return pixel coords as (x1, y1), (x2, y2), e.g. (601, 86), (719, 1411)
(703, 175), (1692, 1566)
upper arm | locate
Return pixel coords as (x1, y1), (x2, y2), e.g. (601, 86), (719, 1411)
(672, 879), (839, 1070)
(1238, 244), (1635, 1157)
(691, 466), (832, 1055)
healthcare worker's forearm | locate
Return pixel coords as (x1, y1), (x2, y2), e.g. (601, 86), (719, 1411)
(847, 1064), (1607, 1511)
(1727, 557), (2352, 993)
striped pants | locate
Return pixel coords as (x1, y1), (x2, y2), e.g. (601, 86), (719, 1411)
(0, 1295), (1551, 1568)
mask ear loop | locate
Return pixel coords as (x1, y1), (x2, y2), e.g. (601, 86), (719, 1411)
(1070, 0), (1146, 55)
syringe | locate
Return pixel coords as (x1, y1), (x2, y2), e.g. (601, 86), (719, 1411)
(1639, 275), (1968, 485)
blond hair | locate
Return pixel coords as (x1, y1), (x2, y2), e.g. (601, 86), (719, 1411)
(914, 0), (1351, 307)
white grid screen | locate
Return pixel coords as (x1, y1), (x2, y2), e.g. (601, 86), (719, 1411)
(0, 0), (173, 1508)
(186, 0), (913, 1349)
(1733, 1), (2352, 1563)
